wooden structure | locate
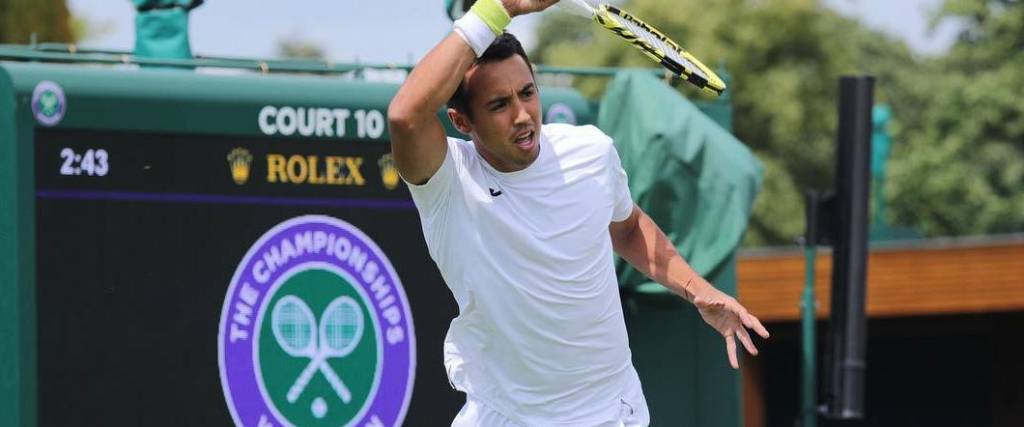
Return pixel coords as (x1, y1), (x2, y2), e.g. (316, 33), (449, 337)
(737, 234), (1024, 427)
(737, 234), (1024, 321)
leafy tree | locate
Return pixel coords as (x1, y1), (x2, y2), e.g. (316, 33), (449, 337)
(0, 0), (73, 44)
(276, 36), (327, 60)
(534, 0), (919, 245)
(884, 0), (1024, 236)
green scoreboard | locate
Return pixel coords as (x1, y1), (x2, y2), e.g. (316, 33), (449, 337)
(0, 61), (593, 427)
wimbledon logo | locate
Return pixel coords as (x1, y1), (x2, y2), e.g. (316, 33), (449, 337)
(31, 80), (66, 127)
(219, 216), (415, 427)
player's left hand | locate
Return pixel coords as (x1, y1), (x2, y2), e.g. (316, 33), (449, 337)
(690, 279), (770, 369)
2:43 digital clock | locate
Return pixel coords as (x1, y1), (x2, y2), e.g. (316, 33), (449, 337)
(59, 147), (109, 176)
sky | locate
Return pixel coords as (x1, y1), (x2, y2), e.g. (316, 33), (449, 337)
(67, 0), (963, 64)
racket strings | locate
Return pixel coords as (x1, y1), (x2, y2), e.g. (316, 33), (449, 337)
(609, 13), (711, 82)
(276, 300), (314, 350)
(323, 302), (361, 351)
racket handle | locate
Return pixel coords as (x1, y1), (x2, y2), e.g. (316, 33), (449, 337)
(287, 354), (324, 403)
(556, 0), (596, 18)
(319, 363), (353, 403)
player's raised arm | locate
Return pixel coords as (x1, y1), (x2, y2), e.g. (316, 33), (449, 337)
(387, 34), (474, 185)
(387, 0), (559, 185)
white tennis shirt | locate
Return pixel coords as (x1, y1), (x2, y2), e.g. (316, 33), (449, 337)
(406, 124), (645, 425)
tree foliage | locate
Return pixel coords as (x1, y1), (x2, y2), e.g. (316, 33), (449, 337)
(276, 36), (327, 60)
(885, 0), (1024, 237)
(0, 0), (74, 44)
(533, 0), (1024, 245)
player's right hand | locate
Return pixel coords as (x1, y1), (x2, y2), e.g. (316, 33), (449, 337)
(500, 0), (560, 17)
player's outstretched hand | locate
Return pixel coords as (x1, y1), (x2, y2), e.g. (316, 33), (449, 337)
(500, 0), (561, 17)
(691, 280), (770, 369)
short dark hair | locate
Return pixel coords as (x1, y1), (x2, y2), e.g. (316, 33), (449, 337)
(447, 32), (533, 116)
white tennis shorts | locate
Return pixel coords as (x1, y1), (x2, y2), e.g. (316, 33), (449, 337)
(450, 378), (650, 427)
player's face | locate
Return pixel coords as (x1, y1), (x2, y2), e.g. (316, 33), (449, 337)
(455, 55), (542, 172)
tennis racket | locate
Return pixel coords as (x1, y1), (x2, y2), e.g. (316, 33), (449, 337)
(273, 295), (363, 404)
(559, 0), (726, 95)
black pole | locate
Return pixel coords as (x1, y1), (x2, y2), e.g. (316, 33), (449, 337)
(824, 76), (873, 419)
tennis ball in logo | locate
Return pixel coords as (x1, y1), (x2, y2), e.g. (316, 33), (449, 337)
(258, 268), (379, 426)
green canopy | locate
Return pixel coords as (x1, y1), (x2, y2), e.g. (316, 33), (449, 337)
(597, 70), (762, 426)
(133, 0), (203, 60)
(598, 70), (762, 290)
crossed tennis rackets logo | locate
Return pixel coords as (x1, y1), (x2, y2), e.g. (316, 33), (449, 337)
(271, 295), (365, 408)
(220, 216), (415, 426)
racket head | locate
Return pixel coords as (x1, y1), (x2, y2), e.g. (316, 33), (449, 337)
(319, 296), (364, 357)
(271, 295), (317, 357)
(594, 5), (726, 96)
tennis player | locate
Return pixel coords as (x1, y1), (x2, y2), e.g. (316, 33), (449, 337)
(387, 0), (769, 425)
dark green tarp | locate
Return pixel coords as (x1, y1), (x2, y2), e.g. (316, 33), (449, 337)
(599, 70), (761, 287)
(133, 0), (202, 60)
(597, 71), (762, 426)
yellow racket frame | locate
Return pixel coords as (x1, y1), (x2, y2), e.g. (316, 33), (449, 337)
(594, 5), (726, 95)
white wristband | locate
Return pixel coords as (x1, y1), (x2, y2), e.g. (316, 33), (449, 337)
(453, 10), (498, 57)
